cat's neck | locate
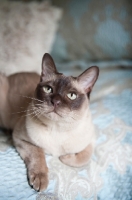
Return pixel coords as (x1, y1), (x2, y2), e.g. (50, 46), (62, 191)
(26, 103), (90, 132)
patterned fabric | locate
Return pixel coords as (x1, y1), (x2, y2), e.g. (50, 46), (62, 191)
(0, 66), (132, 200)
(51, 0), (132, 62)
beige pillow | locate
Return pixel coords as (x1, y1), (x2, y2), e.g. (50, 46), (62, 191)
(0, 0), (62, 75)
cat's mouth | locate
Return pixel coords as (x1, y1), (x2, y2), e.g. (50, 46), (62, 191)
(46, 108), (62, 118)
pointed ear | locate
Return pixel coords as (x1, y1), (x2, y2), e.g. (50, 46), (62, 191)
(41, 53), (58, 77)
(77, 66), (99, 93)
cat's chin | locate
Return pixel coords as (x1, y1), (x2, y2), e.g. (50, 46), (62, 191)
(43, 111), (62, 122)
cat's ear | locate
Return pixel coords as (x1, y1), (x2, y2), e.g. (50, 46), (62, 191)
(77, 66), (99, 93)
(41, 53), (58, 77)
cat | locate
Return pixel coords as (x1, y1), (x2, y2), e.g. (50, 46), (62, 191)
(0, 53), (99, 191)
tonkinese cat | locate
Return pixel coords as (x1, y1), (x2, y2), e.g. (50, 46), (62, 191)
(0, 53), (99, 191)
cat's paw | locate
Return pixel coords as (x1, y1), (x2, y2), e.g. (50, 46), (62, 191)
(28, 170), (48, 191)
(59, 154), (76, 167)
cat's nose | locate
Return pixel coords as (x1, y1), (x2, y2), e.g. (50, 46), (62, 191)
(51, 95), (61, 107)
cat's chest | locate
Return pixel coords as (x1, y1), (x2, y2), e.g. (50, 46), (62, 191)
(27, 122), (69, 156)
(26, 117), (93, 156)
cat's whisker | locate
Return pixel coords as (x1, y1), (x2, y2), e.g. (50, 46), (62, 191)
(34, 101), (46, 106)
(31, 105), (50, 120)
(9, 103), (37, 117)
(29, 110), (41, 121)
(34, 105), (44, 110)
(20, 110), (37, 118)
(13, 110), (35, 121)
(31, 107), (44, 119)
(21, 111), (42, 129)
(14, 94), (44, 103)
(11, 107), (35, 115)
(28, 109), (43, 120)
(34, 100), (46, 104)
(33, 103), (49, 111)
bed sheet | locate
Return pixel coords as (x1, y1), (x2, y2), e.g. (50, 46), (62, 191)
(0, 67), (132, 200)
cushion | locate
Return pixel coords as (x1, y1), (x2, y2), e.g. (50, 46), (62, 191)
(51, 0), (132, 63)
(0, 0), (62, 75)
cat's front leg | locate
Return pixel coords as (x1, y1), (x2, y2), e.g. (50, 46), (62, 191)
(59, 143), (93, 167)
(13, 135), (48, 191)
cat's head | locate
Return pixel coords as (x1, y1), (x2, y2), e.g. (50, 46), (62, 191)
(34, 53), (99, 122)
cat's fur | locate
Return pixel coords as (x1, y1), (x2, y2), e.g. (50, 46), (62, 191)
(0, 53), (99, 191)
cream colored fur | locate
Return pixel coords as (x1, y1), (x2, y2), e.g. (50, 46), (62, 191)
(26, 103), (95, 157)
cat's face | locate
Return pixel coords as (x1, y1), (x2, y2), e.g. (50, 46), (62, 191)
(34, 53), (99, 122)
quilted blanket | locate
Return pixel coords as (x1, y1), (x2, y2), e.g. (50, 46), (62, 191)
(0, 66), (132, 200)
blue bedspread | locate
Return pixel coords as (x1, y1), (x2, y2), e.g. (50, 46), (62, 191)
(0, 67), (132, 200)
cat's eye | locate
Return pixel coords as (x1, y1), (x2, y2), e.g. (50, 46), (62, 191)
(43, 85), (53, 94)
(67, 92), (77, 100)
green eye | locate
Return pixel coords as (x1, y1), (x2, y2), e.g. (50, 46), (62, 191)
(67, 92), (77, 100)
(43, 85), (53, 94)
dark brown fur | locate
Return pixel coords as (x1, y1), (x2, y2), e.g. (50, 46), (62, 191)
(35, 76), (85, 111)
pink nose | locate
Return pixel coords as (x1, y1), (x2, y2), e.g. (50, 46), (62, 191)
(51, 95), (61, 107)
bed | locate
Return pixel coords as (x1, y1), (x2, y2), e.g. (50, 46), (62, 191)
(0, 0), (132, 199)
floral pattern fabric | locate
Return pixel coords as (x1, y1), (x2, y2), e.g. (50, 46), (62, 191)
(0, 67), (132, 200)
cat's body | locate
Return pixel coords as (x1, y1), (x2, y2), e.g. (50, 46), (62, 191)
(0, 72), (39, 129)
(0, 53), (99, 191)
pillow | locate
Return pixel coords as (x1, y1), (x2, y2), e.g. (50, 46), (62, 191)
(51, 0), (132, 63)
(0, 0), (62, 75)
